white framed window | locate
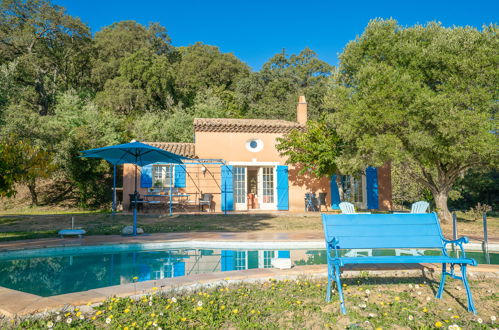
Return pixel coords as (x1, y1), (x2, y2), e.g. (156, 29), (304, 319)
(152, 165), (174, 187)
(262, 167), (274, 204)
(340, 174), (366, 208)
(235, 251), (247, 270)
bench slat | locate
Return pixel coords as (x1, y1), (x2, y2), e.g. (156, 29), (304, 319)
(324, 224), (440, 237)
(323, 214), (438, 226)
(338, 255), (476, 265)
(331, 235), (442, 249)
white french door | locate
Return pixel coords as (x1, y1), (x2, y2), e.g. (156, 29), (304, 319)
(258, 167), (277, 210)
(233, 166), (247, 210)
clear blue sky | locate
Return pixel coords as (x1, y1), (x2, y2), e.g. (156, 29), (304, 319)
(54, 0), (497, 70)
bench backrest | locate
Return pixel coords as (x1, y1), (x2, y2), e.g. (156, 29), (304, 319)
(322, 213), (444, 249)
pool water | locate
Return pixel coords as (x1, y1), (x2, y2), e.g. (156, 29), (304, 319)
(0, 246), (496, 297)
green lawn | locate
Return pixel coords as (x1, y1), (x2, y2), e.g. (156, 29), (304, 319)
(0, 211), (497, 242)
(5, 275), (498, 329)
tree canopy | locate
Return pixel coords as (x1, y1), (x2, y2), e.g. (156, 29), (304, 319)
(325, 19), (498, 221)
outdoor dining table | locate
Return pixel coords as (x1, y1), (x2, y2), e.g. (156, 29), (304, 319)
(143, 194), (191, 213)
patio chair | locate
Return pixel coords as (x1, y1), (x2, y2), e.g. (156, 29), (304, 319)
(339, 202), (355, 214)
(411, 201), (430, 213)
(199, 193), (213, 212)
(305, 193), (318, 211)
(317, 192), (328, 211)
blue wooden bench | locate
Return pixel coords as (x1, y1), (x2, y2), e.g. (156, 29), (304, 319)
(322, 213), (477, 314)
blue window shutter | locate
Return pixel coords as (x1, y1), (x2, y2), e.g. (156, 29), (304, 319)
(276, 166), (289, 210)
(366, 167), (379, 209)
(330, 175), (341, 209)
(278, 251), (290, 258)
(221, 165), (233, 211)
(173, 262), (185, 277)
(221, 250), (235, 271)
(174, 165), (186, 188)
(140, 165), (153, 188)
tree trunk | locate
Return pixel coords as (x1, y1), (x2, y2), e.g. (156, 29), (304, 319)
(27, 180), (38, 206)
(434, 191), (451, 223)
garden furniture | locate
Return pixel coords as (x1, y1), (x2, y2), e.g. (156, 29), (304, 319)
(411, 200), (430, 213)
(199, 193), (213, 212)
(317, 192), (328, 211)
(322, 212), (477, 314)
(339, 202), (355, 214)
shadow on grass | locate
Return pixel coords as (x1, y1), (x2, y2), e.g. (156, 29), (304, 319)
(0, 212), (284, 241)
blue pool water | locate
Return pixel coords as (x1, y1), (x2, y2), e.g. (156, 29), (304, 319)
(0, 245), (496, 297)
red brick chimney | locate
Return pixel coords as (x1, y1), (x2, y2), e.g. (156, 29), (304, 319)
(297, 95), (307, 125)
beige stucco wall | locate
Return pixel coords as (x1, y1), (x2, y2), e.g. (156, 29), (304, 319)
(122, 130), (392, 212)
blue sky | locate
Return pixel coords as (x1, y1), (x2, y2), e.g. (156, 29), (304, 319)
(54, 0), (497, 70)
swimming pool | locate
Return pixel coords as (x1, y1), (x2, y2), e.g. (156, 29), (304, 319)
(0, 245), (496, 297)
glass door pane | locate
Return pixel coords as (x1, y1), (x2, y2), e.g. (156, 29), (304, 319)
(259, 167), (275, 207)
(233, 167), (247, 210)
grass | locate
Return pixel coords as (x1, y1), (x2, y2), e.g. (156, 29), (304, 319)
(0, 211), (497, 242)
(3, 274), (498, 329)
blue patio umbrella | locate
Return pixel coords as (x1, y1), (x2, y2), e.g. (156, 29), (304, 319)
(80, 141), (188, 235)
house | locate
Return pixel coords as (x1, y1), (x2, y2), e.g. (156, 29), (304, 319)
(122, 96), (392, 212)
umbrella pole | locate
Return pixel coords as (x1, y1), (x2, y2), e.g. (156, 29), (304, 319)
(112, 164), (117, 215)
(169, 165), (173, 216)
(133, 163), (138, 236)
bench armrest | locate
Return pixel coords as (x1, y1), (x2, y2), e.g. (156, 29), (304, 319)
(443, 236), (469, 256)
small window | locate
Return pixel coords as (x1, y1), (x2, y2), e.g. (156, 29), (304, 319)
(152, 165), (174, 187)
(246, 139), (263, 152)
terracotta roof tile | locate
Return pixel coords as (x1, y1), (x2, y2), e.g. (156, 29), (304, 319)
(144, 142), (197, 158)
(194, 118), (304, 133)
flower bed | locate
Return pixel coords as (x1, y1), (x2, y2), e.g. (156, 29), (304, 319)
(4, 275), (498, 329)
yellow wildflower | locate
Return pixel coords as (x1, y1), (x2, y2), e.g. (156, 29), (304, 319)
(451, 315), (460, 319)
(151, 313), (156, 317)
(147, 321), (152, 326)
(86, 302), (91, 306)
(74, 308), (79, 312)
(316, 284), (321, 287)
(221, 305), (226, 310)
(132, 276), (138, 280)
(376, 328), (383, 330)
(435, 321), (443, 327)
(65, 312), (70, 317)
(124, 327), (129, 330)
(423, 308), (428, 313)
(181, 317), (187, 322)
(394, 296), (400, 301)
(250, 309), (256, 314)
(109, 315), (113, 319)
(296, 301), (301, 305)
(165, 305), (171, 310)
(225, 277), (230, 281)
(95, 311), (102, 316)
(91, 316), (96, 320)
(131, 322), (137, 326)
(124, 308), (130, 313)
(152, 287), (158, 291)
(108, 306), (113, 311)
(76, 312), (82, 317)
(196, 306), (203, 311)
(232, 309), (239, 314)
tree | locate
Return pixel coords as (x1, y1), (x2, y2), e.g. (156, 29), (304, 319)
(276, 120), (345, 194)
(325, 20), (498, 222)
(92, 21), (176, 90)
(0, 0), (92, 115)
(237, 48), (332, 120)
(174, 42), (250, 105)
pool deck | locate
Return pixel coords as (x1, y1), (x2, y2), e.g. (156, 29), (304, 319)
(0, 231), (498, 318)
(1, 231), (498, 252)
